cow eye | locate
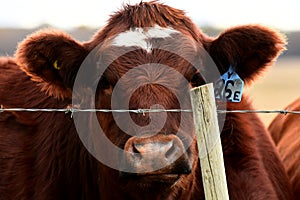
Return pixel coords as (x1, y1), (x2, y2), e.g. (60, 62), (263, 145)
(98, 76), (113, 95)
(190, 72), (205, 87)
(99, 76), (110, 88)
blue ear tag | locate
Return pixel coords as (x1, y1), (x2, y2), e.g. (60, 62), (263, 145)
(215, 66), (244, 102)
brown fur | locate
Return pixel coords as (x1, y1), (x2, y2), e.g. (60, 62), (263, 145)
(0, 1), (292, 200)
(269, 98), (300, 199)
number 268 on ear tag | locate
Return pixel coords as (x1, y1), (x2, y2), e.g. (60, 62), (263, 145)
(215, 66), (244, 102)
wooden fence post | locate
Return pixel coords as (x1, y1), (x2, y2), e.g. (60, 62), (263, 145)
(190, 83), (229, 200)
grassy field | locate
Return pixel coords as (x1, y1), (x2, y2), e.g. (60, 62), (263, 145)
(246, 57), (300, 126)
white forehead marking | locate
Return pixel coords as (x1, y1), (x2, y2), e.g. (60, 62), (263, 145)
(111, 25), (180, 53)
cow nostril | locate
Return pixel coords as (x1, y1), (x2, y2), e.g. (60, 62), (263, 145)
(132, 144), (142, 160)
(165, 141), (176, 160)
(133, 144), (139, 153)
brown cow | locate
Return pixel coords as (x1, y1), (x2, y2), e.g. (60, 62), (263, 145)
(269, 98), (300, 199)
(0, 1), (293, 200)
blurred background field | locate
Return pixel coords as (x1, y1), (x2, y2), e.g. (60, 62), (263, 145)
(247, 57), (300, 126)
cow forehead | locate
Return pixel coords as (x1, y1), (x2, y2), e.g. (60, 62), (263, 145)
(111, 25), (180, 52)
(95, 24), (206, 87)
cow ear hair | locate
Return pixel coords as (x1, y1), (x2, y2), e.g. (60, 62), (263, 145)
(15, 29), (88, 100)
(206, 25), (286, 85)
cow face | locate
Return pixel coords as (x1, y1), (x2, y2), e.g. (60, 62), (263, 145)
(92, 27), (206, 186)
(15, 1), (286, 191)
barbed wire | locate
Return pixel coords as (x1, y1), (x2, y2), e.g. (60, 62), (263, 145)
(0, 107), (191, 114)
(1, 105), (300, 116)
(217, 109), (300, 115)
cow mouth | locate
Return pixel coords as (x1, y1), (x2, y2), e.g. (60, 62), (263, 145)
(121, 172), (183, 187)
(120, 167), (191, 186)
(136, 173), (181, 183)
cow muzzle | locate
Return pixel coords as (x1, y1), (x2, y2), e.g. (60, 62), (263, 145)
(123, 134), (192, 176)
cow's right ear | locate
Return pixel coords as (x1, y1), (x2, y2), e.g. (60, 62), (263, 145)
(15, 29), (88, 100)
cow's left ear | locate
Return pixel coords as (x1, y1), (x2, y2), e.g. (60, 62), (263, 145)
(15, 29), (88, 100)
(206, 25), (286, 85)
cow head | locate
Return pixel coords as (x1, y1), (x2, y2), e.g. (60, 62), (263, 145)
(15, 1), (285, 191)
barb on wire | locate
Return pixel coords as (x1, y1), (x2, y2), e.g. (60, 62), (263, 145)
(217, 109), (300, 115)
(1, 104), (300, 115)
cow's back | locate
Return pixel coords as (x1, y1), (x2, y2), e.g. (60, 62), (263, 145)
(0, 57), (62, 199)
(0, 57), (101, 200)
(269, 98), (300, 198)
(0, 57), (35, 199)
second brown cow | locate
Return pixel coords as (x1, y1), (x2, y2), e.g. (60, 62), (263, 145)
(269, 98), (300, 199)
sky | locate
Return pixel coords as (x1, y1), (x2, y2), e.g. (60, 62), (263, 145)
(0, 0), (300, 31)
